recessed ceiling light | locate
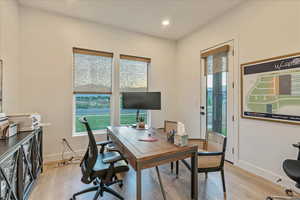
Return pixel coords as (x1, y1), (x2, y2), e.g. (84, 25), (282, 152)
(162, 20), (170, 26)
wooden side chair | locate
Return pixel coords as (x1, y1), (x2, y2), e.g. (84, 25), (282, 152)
(164, 120), (180, 177)
(182, 132), (227, 193)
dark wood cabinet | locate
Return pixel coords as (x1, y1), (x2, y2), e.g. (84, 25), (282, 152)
(0, 128), (43, 200)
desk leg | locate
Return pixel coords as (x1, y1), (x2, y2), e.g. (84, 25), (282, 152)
(191, 152), (198, 200)
(155, 166), (167, 200)
(136, 169), (142, 200)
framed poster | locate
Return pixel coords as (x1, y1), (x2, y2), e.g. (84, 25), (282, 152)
(241, 52), (300, 124)
(0, 60), (2, 112)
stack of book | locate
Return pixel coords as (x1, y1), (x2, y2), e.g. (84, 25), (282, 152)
(0, 113), (18, 139)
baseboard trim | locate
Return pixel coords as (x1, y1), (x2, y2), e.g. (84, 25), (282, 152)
(44, 149), (86, 163)
(237, 160), (300, 192)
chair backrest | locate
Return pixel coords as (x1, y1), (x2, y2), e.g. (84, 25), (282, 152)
(164, 120), (178, 133)
(206, 131), (227, 167)
(79, 117), (98, 184)
(206, 132), (226, 151)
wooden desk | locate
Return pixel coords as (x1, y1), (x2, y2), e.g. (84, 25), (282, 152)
(107, 126), (198, 200)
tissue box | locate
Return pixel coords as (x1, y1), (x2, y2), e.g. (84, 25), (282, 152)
(174, 134), (188, 147)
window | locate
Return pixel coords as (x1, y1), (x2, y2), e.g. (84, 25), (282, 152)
(73, 48), (113, 135)
(119, 55), (150, 125)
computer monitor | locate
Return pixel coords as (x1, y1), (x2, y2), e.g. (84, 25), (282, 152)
(122, 92), (161, 122)
(122, 92), (161, 110)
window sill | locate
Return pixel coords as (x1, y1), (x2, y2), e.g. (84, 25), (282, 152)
(72, 129), (107, 137)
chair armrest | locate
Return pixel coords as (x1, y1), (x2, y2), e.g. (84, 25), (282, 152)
(96, 140), (113, 146)
(97, 140), (113, 154)
(198, 151), (223, 156)
(292, 143), (300, 160)
(102, 155), (123, 164)
(106, 143), (118, 151)
(293, 143), (300, 148)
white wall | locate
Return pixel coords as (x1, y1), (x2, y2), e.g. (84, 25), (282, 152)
(19, 6), (177, 161)
(176, 0), (300, 188)
(0, 0), (20, 113)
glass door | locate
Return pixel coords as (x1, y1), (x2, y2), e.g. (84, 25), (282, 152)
(206, 53), (228, 136)
(200, 42), (234, 162)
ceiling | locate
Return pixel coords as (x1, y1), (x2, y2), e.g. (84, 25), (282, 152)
(19, 0), (245, 40)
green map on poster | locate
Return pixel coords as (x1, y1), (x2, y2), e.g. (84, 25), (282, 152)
(246, 70), (300, 114)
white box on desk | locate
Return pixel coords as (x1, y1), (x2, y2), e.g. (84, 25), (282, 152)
(174, 134), (189, 147)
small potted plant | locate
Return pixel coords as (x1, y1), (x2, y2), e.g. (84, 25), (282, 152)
(138, 116), (145, 129)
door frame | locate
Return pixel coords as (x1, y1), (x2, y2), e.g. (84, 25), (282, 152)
(200, 39), (239, 164)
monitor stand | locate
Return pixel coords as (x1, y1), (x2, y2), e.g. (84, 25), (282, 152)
(136, 109), (140, 122)
(130, 109), (140, 128)
(131, 109), (148, 129)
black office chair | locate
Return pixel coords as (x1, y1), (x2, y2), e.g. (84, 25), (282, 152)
(71, 117), (129, 200)
(267, 143), (300, 200)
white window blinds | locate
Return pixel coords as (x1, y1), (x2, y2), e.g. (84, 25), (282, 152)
(206, 52), (228, 74)
(119, 55), (150, 92)
(73, 48), (113, 94)
(201, 45), (230, 75)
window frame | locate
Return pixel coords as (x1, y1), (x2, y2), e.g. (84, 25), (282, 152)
(72, 47), (114, 136)
(119, 54), (151, 125)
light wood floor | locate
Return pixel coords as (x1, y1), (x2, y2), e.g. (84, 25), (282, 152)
(29, 161), (285, 200)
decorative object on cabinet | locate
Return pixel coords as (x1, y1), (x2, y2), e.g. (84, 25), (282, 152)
(0, 116), (9, 139)
(7, 113), (41, 132)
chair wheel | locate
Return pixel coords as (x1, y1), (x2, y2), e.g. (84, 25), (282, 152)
(265, 197), (273, 200)
(285, 189), (293, 196)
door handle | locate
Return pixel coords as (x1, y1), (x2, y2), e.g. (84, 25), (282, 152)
(200, 112), (205, 115)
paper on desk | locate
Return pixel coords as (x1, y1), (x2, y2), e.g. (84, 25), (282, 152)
(138, 136), (158, 142)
